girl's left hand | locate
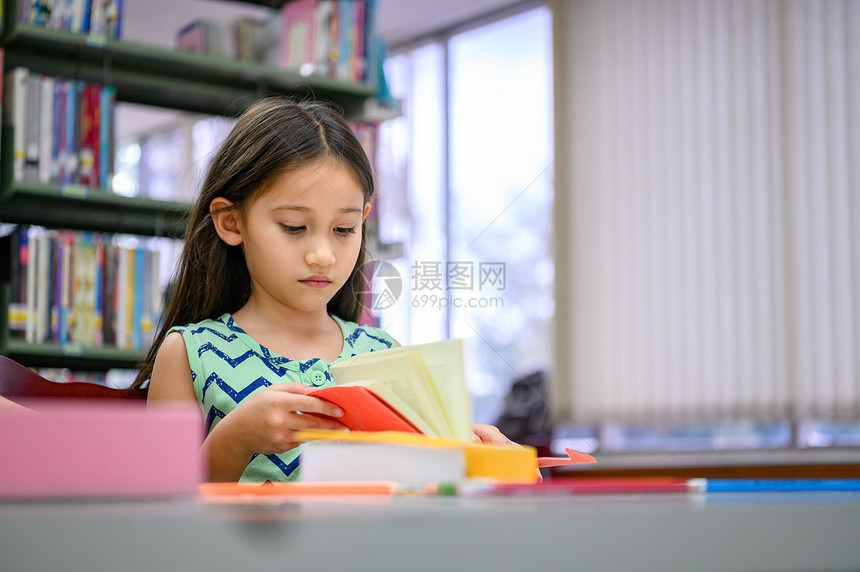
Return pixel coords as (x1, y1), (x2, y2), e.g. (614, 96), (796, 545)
(471, 423), (518, 446)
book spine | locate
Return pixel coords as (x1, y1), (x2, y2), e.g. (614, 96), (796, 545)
(91, 84), (101, 189)
(280, 0), (316, 69)
(37, 76), (55, 184)
(351, 0), (366, 82)
(176, 20), (205, 54)
(64, 80), (80, 184)
(93, 234), (104, 346)
(51, 0), (66, 30)
(115, 244), (128, 349)
(364, 0), (381, 91)
(132, 246), (145, 348)
(19, 0), (31, 23)
(80, 0), (92, 33)
(24, 228), (38, 343)
(6, 228), (26, 339)
(54, 79), (67, 183)
(4, 68), (29, 181)
(101, 85), (115, 191)
(103, 0), (121, 39)
(60, 231), (74, 345)
(140, 247), (152, 347)
(35, 231), (51, 344)
(335, 0), (352, 81)
(102, 239), (116, 347)
(70, 0), (84, 32)
(313, 0), (333, 77)
(124, 247), (135, 349)
(78, 84), (96, 187)
(24, 72), (41, 181)
(18, 228), (29, 333)
(60, 0), (75, 31)
(52, 231), (63, 343)
(89, 0), (106, 36)
(71, 233), (85, 344)
(33, 0), (53, 26)
(148, 246), (161, 343)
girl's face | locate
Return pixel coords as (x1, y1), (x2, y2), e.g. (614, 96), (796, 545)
(234, 159), (370, 316)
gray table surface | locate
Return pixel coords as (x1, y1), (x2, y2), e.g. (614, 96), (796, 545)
(2, 491), (860, 572)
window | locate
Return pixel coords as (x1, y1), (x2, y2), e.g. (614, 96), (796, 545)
(375, 6), (553, 423)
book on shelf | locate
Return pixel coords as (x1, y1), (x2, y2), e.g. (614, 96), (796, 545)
(276, 0), (373, 82)
(17, 0), (123, 38)
(310, 338), (475, 442)
(171, 0), (374, 82)
(280, 0), (316, 71)
(2, 68), (115, 192)
(1, 225), (177, 351)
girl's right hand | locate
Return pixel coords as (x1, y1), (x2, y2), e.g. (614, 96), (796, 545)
(213, 382), (347, 457)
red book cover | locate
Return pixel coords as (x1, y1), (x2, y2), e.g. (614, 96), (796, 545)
(309, 385), (423, 434)
(78, 84), (99, 188)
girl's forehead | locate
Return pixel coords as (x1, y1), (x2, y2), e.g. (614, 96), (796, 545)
(262, 161), (365, 208)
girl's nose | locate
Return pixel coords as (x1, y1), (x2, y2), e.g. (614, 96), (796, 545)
(305, 237), (336, 267)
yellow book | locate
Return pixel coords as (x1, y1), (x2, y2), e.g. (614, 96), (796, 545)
(296, 430), (539, 485)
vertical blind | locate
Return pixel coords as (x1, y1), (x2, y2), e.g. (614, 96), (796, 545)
(563, 0), (859, 425)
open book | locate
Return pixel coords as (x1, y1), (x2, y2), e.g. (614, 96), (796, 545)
(310, 339), (474, 442)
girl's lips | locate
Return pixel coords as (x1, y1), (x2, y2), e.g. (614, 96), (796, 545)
(300, 277), (332, 288)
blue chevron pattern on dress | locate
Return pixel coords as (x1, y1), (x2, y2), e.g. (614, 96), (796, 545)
(203, 372), (271, 403)
(189, 324), (239, 342)
(205, 405), (227, 433)
(198, 342), (289, 376)
(257, 345), (294, 369)
(344, 327), (395, 350)
(225, 315), (243, 333)
(267, 453), (300, 478)
(298, 358), (320, 373)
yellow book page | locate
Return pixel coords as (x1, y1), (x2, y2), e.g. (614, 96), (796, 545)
(402, 339), (473, 442)
(329, 351), (452, 438)
(337, 379), (439, 437)
(342, 340), (473, 442)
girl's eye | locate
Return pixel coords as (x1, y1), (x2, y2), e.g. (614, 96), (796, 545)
(334, 226), (357, 236)
(281, 225), (305, 234)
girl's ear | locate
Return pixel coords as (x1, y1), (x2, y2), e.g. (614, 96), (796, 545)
(210, 197), (243, 246)
(362, 202), (372, 221)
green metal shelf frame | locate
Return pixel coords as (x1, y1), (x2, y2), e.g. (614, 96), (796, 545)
(5, 340), (148, 370)
(0, 15), (376, 118)
(0, 127), (191, 238)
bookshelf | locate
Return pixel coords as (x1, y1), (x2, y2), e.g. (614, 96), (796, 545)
(0, 0), (382, 370)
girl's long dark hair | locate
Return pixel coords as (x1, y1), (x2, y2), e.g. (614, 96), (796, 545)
(133, 98), (375, 389)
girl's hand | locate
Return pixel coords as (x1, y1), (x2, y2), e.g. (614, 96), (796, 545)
(471, 423), (518, 446)
(212, 382), (347, 457)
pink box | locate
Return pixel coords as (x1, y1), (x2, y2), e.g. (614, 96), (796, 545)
(0, 400), (204, 498)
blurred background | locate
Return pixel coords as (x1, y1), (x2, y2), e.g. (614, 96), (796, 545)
(8, 0), (859, 470)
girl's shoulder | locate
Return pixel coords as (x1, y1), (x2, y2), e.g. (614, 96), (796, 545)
(331, 315), (397, 355)
(168, 314), (236, 339)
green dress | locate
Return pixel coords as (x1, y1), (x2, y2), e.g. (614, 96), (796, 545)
(169, 313), (396, 482)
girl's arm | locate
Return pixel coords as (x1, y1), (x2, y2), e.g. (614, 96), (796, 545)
(148, 332), (347, 482)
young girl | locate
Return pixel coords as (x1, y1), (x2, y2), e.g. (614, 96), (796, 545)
(136, 97), (511, 483)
